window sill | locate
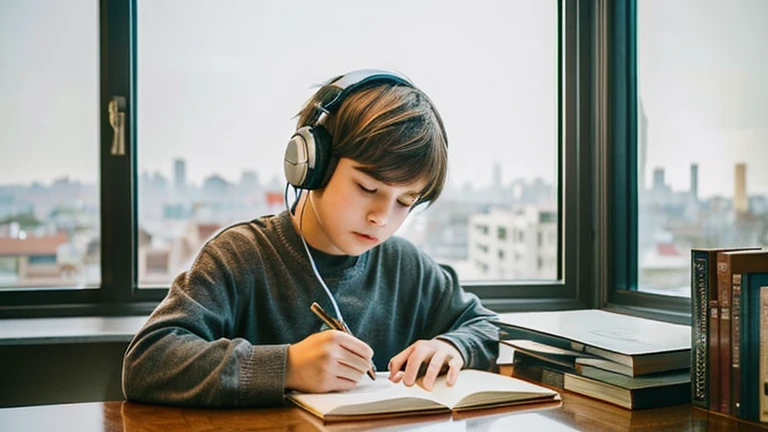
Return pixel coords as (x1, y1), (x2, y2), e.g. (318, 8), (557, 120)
(0, 316), (147, 346)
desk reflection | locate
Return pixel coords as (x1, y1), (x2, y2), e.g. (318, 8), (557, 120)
(2, 391), (768, 431)
(119, 399), (565, 432)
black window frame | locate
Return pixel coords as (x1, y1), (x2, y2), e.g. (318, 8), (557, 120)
(1, 0), (602, 318)
(596, 0), (691, 324)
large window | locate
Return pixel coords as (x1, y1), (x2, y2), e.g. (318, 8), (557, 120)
(0, 0), (101, 291)
(135, 0), (559, 287)
(635, 0), (768, 297)
(1, 0), (593, 317)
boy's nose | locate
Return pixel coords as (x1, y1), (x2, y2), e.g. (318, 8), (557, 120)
(367, 203), (390, 227)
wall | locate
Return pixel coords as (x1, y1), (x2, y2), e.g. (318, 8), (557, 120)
(0, 341), (127, 408)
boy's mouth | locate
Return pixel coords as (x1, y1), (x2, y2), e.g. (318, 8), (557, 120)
(353, 232), (379, 243)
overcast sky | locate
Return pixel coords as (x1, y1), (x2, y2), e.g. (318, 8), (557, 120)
(1, 0), (766, 198)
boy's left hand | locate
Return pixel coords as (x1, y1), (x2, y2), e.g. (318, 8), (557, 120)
(387, 339), (464, 391)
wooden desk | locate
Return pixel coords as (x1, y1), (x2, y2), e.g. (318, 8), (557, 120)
(2, 391), (767, 432)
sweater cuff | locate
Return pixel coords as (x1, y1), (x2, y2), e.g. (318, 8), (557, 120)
(238, 344), (289, 406)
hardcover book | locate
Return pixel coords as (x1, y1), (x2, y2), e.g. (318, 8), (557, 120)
(493, 309), (690, 377)
(286, 370), (560, 422)
(563, 367), (690, 410)
(761, 286), (768, 423)
(500, 339), (592, 370)
(575, 357), (635, 377)
(502, 338), (636, 377)
(741, 272), (768, 422)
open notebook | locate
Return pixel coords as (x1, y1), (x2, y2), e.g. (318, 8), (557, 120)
(286, 369), (560, 422)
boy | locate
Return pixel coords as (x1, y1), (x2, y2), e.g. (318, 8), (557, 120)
(122, 70), (498, 407)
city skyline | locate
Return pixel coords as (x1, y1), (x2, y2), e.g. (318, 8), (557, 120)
(1, 159), (764, 203)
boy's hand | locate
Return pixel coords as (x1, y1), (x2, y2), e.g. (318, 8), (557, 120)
(387, 339), (464, 391)
(285, 330), (374, 393)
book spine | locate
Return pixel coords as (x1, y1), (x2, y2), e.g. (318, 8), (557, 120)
(717, 254), (732, 414)
(761, 286), (768, 423)
(691, 251), (709, 408)
(519, 365), (565, 389)
(731, 273), (742, 418)
(740, 273), (752, 421)
(740, 272), (767, 423)
(512, 351), (571, 394)
(737, 272), (768, 422)
(709, 297), (721, 412)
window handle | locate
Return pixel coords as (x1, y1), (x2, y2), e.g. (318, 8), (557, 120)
(108, 96), (126, 156)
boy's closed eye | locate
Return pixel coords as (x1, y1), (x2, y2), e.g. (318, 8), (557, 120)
(356, 179), (419, 208)
(358, 183), (376, 194)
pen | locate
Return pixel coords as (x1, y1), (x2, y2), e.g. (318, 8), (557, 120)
(310, 302), (377, 381)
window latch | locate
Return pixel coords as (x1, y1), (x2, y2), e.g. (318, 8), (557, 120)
(108, 96), (126, 156)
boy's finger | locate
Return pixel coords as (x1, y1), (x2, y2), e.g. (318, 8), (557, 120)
(389, 370), (405, 383)
(336, 357), (369, 379)
(402, 348), (431, 386)
(422, 351), (447, 391)
(446, 357), (462, 386)
(337, 350), (372, 374)
(337, 334), (374, 361)
(388, 345), (414, 378)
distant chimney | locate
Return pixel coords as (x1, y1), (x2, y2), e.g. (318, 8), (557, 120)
(690, 163), (698, 200)
(174, 158), (187, 193)
(734, 163), (748, 214)
(652, 168), (665, 191)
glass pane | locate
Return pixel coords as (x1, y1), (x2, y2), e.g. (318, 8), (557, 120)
(137, 0), (558, 286)
(637, 0), (768, 296)
(0, 1), (101, 290)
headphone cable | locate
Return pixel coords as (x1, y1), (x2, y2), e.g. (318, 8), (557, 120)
(284, 183), (347, 324)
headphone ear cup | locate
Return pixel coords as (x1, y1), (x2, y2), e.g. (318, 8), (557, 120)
(303, 125), (335, 189)
(284, 126), (313, 188)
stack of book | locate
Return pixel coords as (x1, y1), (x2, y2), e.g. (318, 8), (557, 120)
(493, 309), (692, 410)
(690, 247), (768, 424)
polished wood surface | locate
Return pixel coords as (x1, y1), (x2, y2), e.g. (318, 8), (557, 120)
(2, 390), (767, 432)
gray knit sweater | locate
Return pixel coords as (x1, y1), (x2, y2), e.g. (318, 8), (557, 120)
(122, 210), (498, 407)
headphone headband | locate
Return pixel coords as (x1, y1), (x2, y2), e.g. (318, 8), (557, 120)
(285, 69), (415, 190)
(319, 69), (413, 116)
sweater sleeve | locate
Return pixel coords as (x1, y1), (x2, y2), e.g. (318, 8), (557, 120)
(122, 235), (288, 407)
(421, 263), (499, 371)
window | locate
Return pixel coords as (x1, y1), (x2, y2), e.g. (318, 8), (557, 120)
(136, 0), (559, 286)
(1, 0), (593, 317)
(0, 0), (100, 291)
(634, 0), (768, 297)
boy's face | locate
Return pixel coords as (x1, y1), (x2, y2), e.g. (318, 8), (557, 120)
(301, 157), (425, 256)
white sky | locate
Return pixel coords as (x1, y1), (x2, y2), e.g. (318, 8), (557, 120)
(1, 0), (766, 198)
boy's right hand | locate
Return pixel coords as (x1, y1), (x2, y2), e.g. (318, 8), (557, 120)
(285, 330), (374, 393)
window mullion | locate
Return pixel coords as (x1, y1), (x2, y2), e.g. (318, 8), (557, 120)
(100, 0), (136, 304)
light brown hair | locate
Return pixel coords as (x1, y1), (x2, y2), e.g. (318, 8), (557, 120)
(296, 79), (448, 207)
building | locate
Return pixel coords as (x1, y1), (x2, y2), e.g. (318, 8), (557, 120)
(690, 163), (698, 201)
(137, 221), (222, 285)
(468, 206), (557, 280)
(173, 159), (187, 193)
(734, 163), (748, 214)
(0, 232), (70, 287)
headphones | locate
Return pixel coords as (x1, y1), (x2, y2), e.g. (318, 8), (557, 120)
(283, 69), (414, 190)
